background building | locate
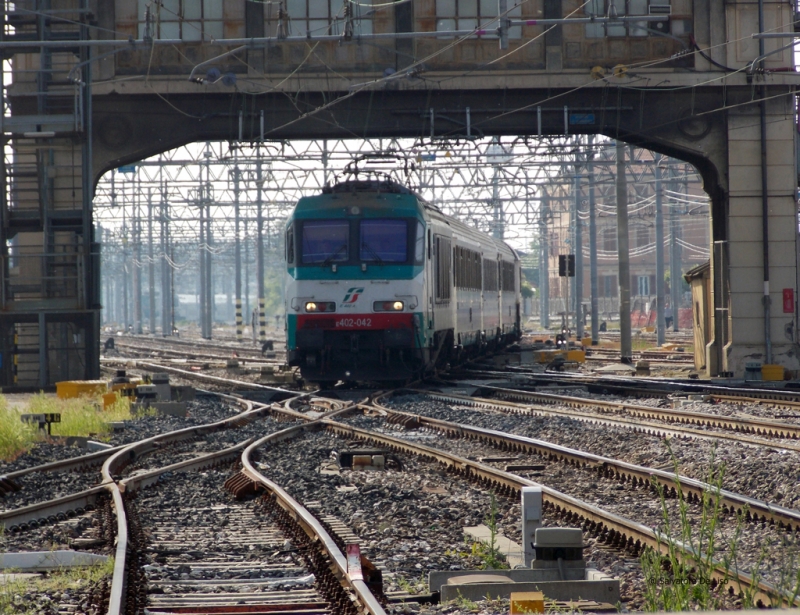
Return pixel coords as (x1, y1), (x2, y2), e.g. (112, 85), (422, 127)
(538, 143), (709, 331)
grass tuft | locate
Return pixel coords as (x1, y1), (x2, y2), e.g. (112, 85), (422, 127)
(0, 397), (41, 461)
(0, 393), (136, 461)
(0, 558), (115, 613)
(640, 441), (800, 611)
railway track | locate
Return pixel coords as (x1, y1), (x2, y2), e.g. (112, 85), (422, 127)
(100, 394), (386, 614)
(7, 352), (797, 613)
(110, 339), (278, 365)
(320, 413), (797, 607)
(371, 392), (800, 532)
(461, 364), (800, 410)
(405, 388), (800, 454)
(113, 333), (283, 356)
(454, 384), (800, 440)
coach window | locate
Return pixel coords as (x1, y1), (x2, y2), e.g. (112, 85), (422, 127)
(301, 220), (350, 264)
(434, 236), (452, 302)
(360, 219), (408, 263)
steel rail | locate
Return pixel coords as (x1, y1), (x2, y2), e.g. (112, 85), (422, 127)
(422, 389), (800, 453)
(426, 386), (800, 448)
(133, 361), (296, 394)
(119, 439), (255, 493)
(103, 394), (275, 615)
(0, 444), (127, 491)
(0, 389), (265, 530)
(372, 395), (800, 531)
(320, 417), (798, 608)
(111, 340), (278, 365)
(241, 423), (388, 615)
(116, 333), (279, 355)
(466, 363), (800, 408)
(0, 485), (107, 531)
(474, 383), (800, 439)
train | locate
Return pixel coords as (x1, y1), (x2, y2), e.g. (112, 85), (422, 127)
(284, 176), (521, 384)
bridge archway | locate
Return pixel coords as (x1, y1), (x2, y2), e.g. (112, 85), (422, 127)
(3, 0), (796, 386)
(90, 82), (796, 376)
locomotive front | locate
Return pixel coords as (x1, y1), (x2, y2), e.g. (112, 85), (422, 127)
(285, 180), (427, 384)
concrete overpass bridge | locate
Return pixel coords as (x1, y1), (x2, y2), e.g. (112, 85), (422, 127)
(1, 0), (797, 387)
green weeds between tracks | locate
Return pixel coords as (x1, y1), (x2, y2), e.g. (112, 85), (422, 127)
(0, 393), (135, 460)
(640, 441), (800, 611)
(0, 558), (114, 614)
(474, 494), (509, 570)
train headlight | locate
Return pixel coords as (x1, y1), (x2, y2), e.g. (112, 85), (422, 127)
(373, 300), (404, 312)
(306, 302), (335, 312)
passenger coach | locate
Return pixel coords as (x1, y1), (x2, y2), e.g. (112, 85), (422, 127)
(284, 178), (520, 384)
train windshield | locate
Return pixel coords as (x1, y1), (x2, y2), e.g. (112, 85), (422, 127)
(360, 219), (408, 263)
(301, 220), (350, 264)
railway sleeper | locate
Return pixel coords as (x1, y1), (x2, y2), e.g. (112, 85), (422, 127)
(400, 411), (800, 534)
(124, 493), (148, 615)
(259, 494), (360, 615)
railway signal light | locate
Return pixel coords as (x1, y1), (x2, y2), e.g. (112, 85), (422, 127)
(558, 254), (575, 277)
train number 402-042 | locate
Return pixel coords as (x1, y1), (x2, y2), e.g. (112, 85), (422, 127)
(335, 318), (373, 328)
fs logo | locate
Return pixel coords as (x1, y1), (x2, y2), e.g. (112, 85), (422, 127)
(342, 287), (364, 305)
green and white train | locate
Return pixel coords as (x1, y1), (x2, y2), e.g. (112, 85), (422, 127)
(284, 178), (521, 384)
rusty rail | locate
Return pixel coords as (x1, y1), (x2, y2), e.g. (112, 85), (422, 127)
(422, 389), (800, 453)
(103, 393), (279, 615)
(374, 394), (800, 531)
(237, 423), (388, 615)
(472, 384), (800, 439)
(321, 416), (798, 608)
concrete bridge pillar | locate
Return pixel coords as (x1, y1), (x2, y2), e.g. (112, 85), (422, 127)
(717, 94), (799, 376)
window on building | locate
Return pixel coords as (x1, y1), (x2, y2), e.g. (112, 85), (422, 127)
(138, 0), (223, 41)
(636, 226), (649, 248)
(603, 228), (616, 252)
(584, 0), (667, 38)
(287, 0), (373, 36)
(435, 0), (522, 38)
(637, 275), (650, 296)
(602, 275), (617, 297)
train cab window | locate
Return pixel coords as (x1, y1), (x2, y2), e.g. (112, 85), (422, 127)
(360, 219), (408, 263)
(301, 220), (350, 264)
(427, 229), (432, 260)
(286, 225), (295, 264)
(414, 222), (425, 264)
